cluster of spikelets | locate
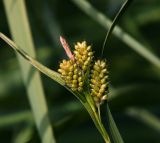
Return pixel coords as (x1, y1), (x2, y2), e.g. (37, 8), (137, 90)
(58, 41), (93, 92)
(58, 37), (109, 106)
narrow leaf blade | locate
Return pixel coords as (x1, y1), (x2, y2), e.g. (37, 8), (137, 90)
(0, 32), (64, 86)
(107, 104), (124, 143)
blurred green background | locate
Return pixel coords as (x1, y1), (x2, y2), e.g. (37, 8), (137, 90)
(0, 0), (160, 142)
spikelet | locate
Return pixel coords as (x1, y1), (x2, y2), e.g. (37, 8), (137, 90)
(90, 60), (109, 106)
(74, 41), (93, 72)
(58, 37), (110, 102)
(58, 60), (83, 91)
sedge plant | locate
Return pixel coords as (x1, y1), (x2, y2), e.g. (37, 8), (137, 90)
(0, 33), (111, 143)
(0, 0), (133, 142)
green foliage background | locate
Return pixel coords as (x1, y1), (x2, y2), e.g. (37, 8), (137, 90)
(0, 0), (160, 142)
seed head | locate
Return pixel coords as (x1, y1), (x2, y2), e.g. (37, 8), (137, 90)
(74, 41), (93, 72)
(90, 60), (109, 106)
(58, 37), (110, 103)
(58, 60), (83, 91)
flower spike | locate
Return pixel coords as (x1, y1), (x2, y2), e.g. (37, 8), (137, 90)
(74, 41), (93, 72)
(59, 38), (109, 106)
(90, 60), (109, 106)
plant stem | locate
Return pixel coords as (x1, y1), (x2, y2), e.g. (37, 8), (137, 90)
(94, 108), (111, 143)
(83, 102), (111, 143)
(97, 105), (102, 122)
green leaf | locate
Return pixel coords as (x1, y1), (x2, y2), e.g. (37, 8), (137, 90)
(126, 107), (160, 133)
(2, 0), (57, 142)
(101, 0), (133, 56)
(0, 32), (64, 86)
(0, 111), (32, 128)
(13, 124), (33, 143)
(107, 104), (124, 143)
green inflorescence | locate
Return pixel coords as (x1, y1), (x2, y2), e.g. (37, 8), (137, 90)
(58, 59), (83, 91)
(90, 60), (109, 106)
(58, 40), (109, 106)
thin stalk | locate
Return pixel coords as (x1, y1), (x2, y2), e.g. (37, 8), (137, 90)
(97, 105), (102, 122)
(84, 92), (96, 113)
(93, 107), (111, 143)
(2, 0), (56, 143)
(83, 102), (111, 143)
(83, 92), (110, 142)
(66, 91), (110, 142)
(102, 0), (133, 57)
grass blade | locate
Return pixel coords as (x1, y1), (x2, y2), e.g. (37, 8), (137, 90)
(71, 0), (160, 68)
(2, 0), (56, 142)
(13, 124), (33, 143)
(107, 104), (124, 143)
(102, 0), (133, 57)
(0, 111), (31, 128)
(126, 107), (160, 133)
(0, 33), (64, 86)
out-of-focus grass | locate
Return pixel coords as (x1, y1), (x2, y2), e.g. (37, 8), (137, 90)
(71, 0), (160, 69)
(2, 0), (56, 143)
